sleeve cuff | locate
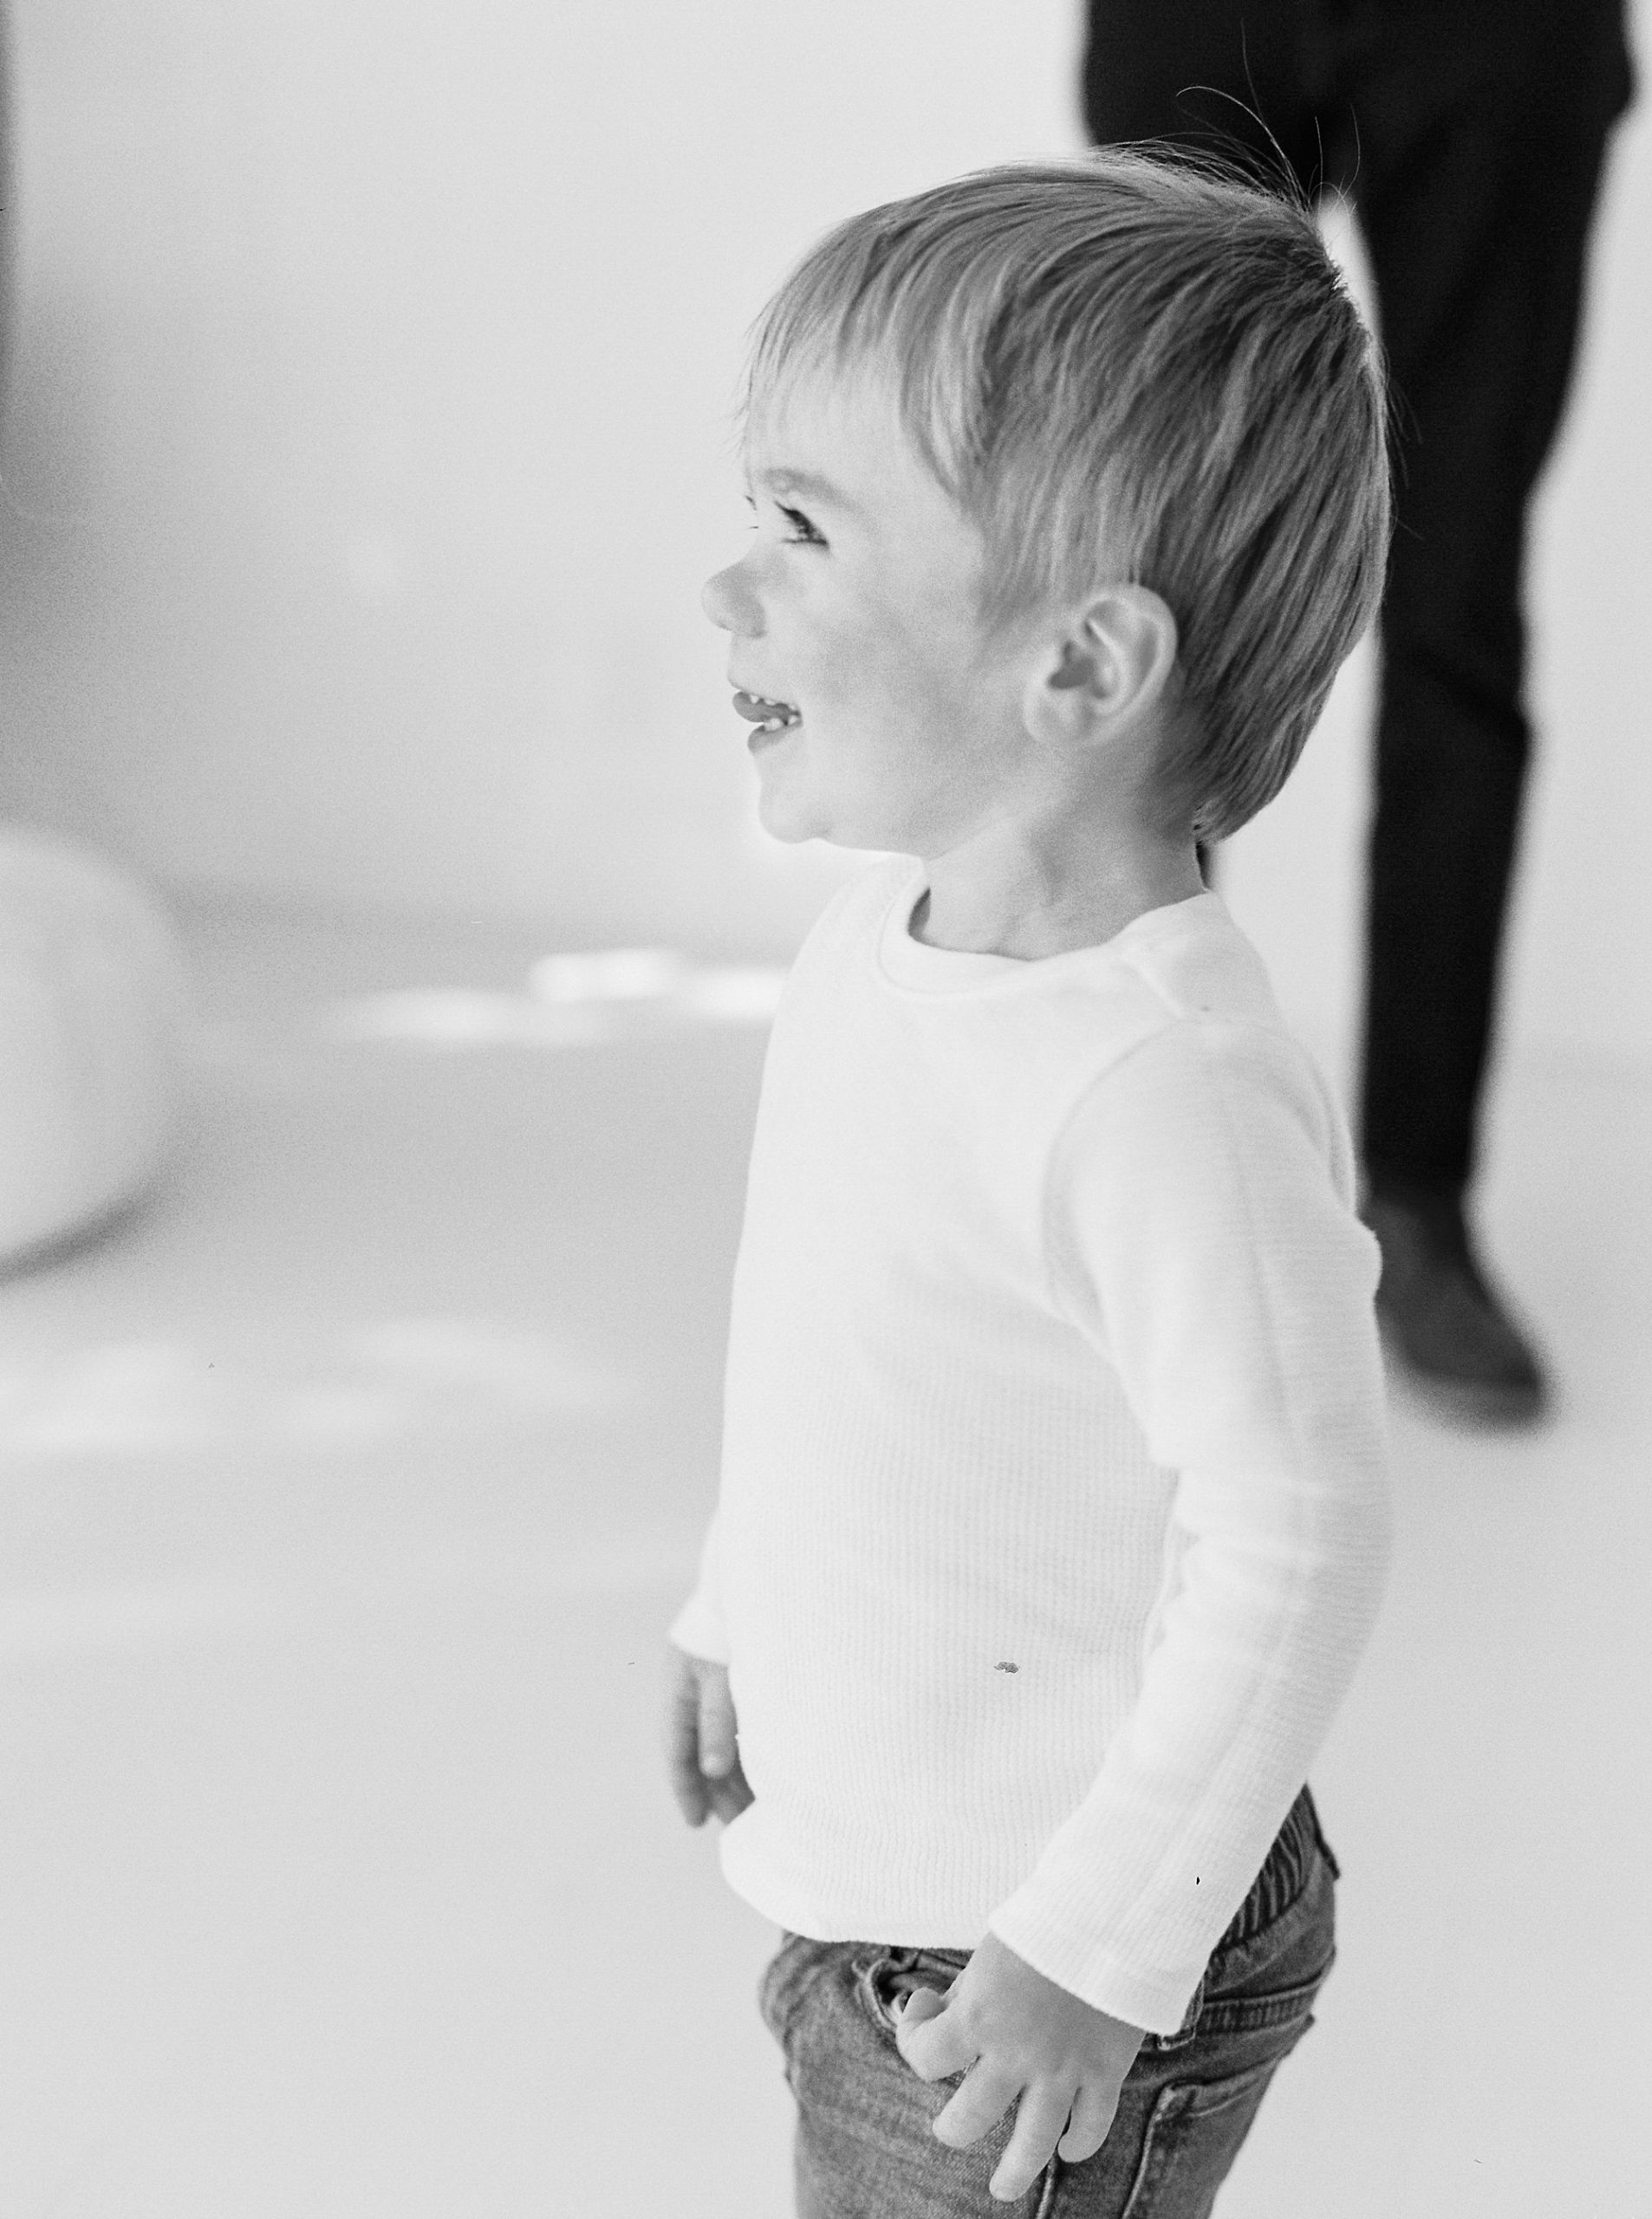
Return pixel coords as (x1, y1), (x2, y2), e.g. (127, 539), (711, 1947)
(667, 1592), (731, 1664)
(985, 1897), (1202, 2037)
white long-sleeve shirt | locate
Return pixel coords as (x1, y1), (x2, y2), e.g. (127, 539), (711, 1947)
(669, 856), (1390, 2034)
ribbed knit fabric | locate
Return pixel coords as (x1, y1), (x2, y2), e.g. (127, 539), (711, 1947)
(669, 856), (1391, 2034)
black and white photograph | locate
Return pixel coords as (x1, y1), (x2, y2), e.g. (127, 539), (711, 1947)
(1, 3), (1646, 2213)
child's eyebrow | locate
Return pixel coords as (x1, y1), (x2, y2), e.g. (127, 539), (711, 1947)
(748, 466), (861, 519)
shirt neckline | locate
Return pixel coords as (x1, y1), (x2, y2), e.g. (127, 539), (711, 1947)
(874, 858), (1226, 997)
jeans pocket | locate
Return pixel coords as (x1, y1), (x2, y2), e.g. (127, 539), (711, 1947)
(1115, 2049), (1298, 2219)
(851, 1951), (906, 2039)
(1139, 1973), (1206, 2055)
(849, 1948), (966, 2042)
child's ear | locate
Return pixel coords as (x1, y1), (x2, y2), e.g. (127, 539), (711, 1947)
(1028, 587), (1178, 743)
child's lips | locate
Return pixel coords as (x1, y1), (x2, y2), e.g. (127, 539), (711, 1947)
(732, 689), (801, 729)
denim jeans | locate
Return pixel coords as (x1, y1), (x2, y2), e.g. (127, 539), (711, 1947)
(757, 1786), (1339, 2218)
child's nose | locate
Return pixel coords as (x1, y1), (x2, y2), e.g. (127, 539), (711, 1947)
(702, 560), (763, 637)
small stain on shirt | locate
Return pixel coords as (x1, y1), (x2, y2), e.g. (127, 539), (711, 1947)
(995, 1661), (1018, 1673)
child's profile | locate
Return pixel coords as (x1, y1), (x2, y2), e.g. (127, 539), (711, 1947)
(666, 149), (1393, 2216)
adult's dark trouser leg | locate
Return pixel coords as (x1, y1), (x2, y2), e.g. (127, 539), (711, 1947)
(1084, 0), (1340, 911)
(1355, 27), (1625, 1194)
(1083, 0), (1329, 197)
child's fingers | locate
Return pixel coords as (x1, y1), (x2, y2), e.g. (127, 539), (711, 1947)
(706, 1763), (755, 1824)
(1056, 2079), (1121, 2166)
(662, 1650), (751, 1824)
(669, 1749), (710, 1825)
(894, 1984), (966, 2082)
(667, 1728), (711, 1825)
(990, 2086), (1079, 2202)
(698, 1666), (738, 1778)
(664, 1652), (712, 1825)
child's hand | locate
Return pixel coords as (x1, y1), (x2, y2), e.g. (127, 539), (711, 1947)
(894, 1929), (1146, 2203)
(663, 1646), (755, 1827)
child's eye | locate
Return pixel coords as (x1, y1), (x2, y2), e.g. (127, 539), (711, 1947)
(777, 504), (824, 545)
(741, 493), (826, 548)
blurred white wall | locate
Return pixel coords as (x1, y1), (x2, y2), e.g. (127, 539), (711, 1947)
(0, 0), (1646, 1060)
(0, 0), (1081, 959)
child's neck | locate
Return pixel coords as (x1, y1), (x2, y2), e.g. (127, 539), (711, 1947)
(911, 827), (1206, 962)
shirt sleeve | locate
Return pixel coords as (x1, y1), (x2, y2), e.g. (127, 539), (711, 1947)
(667, 1506), (732, 1664)
(985, 1016), (1392, 2033)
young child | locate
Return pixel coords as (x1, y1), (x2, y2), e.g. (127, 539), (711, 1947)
(664, 151), (1394, 2218)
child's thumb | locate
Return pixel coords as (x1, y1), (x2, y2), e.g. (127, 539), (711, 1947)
(894, 1984), (948, 2039)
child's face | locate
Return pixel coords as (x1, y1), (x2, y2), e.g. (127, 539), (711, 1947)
(702, 368), (1032, 855)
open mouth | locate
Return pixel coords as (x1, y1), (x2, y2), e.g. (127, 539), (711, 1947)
(732, 690), (802, 735)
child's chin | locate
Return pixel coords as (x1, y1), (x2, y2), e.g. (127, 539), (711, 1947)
(760, 805), (873, 852)
(753, 784), (825, 846)
(754, 774), (887, 852)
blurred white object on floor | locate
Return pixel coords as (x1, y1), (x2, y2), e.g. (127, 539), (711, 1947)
(0, 826), (191, 1271)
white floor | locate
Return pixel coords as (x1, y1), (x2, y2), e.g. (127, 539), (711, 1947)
(2, 894), (1647, 2219)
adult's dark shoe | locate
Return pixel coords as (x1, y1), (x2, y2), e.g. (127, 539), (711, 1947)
(1362, 1186), (1550, 1428)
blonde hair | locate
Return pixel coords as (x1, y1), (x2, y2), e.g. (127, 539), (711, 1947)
(743, 152), (1390, 841)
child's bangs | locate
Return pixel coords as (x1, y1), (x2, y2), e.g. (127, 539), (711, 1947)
(740, 232), (979, 504)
